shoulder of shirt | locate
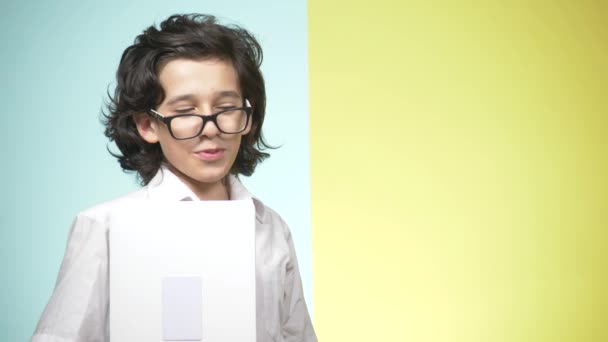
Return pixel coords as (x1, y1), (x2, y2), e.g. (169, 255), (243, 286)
(74, 187), (148, 222)
(252, 197), (292, 240)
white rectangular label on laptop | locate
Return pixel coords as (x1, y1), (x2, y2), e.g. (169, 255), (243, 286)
(108, 200), (256, 342)
(162, 276), (203, 341)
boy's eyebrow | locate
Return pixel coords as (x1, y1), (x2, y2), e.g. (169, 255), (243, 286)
(164, 91), (242, 107)
(165, 94), (197, 106)
(215, 90), (241, 99)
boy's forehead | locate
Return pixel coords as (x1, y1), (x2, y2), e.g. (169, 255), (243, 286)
(158, 58), (242, 101)
(159, 58), (238, 80)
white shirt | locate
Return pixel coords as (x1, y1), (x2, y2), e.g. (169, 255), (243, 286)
(32, 167), (317, 342)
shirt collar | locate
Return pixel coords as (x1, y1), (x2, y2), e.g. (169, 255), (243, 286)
(146, 165), (199, 201)
(145, 166), (263, 221)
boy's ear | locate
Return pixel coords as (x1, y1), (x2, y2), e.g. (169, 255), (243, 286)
(241, 99), (253, 136)
(133, 113), (160, 143)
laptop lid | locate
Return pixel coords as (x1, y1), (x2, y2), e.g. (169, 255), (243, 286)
(108, 200), (256, 342)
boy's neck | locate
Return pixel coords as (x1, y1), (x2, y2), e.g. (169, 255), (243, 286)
(168, 165), (230, 201)
(189, 180), (230, 201)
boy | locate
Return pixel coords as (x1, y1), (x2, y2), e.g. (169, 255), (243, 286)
(32, 13), (317, 342)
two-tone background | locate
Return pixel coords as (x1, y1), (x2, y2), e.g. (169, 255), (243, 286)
(1, 1), (606, 341)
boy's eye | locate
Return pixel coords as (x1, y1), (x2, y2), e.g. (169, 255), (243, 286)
(174, 107), (196, 114)
(216, 105), (238, 110)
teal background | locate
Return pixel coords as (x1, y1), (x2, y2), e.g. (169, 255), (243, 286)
(0, 1), (312, 340)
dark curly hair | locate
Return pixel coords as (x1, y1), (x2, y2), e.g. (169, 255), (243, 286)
(103, 14), (271, 185)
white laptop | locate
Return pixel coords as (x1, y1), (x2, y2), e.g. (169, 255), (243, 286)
(108, 200), (256, 342)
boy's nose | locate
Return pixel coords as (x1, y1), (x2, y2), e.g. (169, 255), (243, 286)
(199, 116), (221, 138)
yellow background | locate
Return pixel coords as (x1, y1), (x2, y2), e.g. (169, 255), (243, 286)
(309, 1), (607, 341)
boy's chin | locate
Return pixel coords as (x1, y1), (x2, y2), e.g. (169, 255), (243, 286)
(193, 174), (228, 185)
(169, 163), (230, 186)
(189, 167), (231, 184)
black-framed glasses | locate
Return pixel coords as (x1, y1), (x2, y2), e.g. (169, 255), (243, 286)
(148, 100), (253, 140)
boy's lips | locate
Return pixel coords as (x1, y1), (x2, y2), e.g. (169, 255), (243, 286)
(194, 148), (225, 161)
